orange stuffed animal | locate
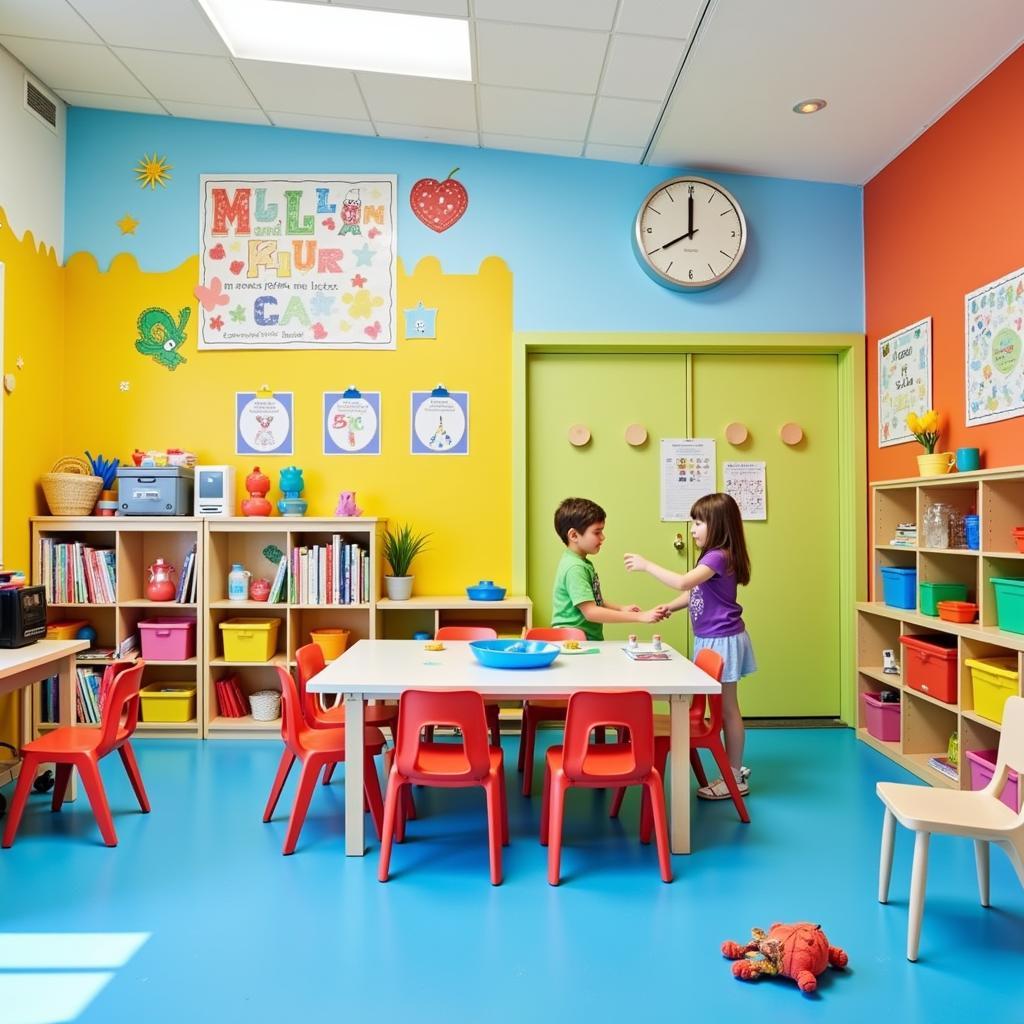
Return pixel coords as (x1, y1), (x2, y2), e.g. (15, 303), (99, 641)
(722, 923), (848, 994)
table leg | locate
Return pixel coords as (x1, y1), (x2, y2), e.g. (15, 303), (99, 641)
(669, 693), (692, 855)
(57, 654), (77, 802)
(344, 693), (365, 856)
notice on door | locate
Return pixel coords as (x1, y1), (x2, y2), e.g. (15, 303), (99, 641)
(660, 438), (716, 521)
(723, 460), (767, 520)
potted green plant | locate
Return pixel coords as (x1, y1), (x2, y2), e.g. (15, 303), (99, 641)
(382, 523), (430, 600)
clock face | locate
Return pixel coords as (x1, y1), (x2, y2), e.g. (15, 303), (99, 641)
(634, 176), (747, 290)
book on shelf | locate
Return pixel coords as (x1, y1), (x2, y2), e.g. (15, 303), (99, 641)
(39, 538), (116, 604)
(287, 537), (369, 605)
(268, 557), (288, 604)
(77, 646), (116, 660)
(927, 755), (959, 782)
(175, 546), (197, 603)
(117, 633), (139, 659)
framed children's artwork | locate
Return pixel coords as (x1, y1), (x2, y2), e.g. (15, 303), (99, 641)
(965, 265), (1024, 427)
(877, 317), (931, 447)
(236, 391), (293, 456)
(323, 388), (381, 455)
(411, 386), (468, 455)
(198, 174), (397, 351)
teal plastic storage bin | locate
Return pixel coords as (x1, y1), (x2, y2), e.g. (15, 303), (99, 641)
(881, 566), (917, 609)
(990, 577), (1024, 634)
(919, 581), (968, 616)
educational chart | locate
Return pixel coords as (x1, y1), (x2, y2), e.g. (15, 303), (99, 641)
(236, 391), (294, 456)
(660, 439), (716, 521)
(323, 389), (381, 455)
(198, 175), (397, 351)
(411, 388), (468, 455)
(965, 265), (1024, 426)
(878, 317), (932, 446)
(723, 461), (767, 520)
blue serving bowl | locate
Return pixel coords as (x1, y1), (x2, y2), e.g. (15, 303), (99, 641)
(469, 639), (560, 669)
(466, 580), (507, 601)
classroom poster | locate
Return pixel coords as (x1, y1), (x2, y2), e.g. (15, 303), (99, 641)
(877, 317), (932, 446)
(411, 389), (469, 454)
(660, 439), (716, 521)
(323, 390), (381, 455)
(723, 461), (767, 520)
(198, 175), (397, 350)
(236, 391), (293, 455)
(965, 265), (1024, 426)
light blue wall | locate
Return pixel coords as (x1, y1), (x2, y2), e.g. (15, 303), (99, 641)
(65, 108), (864, 332)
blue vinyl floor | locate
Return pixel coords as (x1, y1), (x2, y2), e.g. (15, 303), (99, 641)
(1, 727), (1022, 1023)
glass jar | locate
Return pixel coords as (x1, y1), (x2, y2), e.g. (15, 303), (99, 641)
(948, 509), (966, 549)
(923, 503), (953, 549)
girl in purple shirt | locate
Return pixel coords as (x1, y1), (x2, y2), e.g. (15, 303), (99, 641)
(624, 492), (756, 801)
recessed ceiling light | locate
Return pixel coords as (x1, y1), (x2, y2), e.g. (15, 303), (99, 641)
(792, 99), (827, 115)
(197, 0), (472, 81)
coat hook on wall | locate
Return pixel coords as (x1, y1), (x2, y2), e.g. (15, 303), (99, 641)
(724, 422), (748, 445)
(624, 423), (647, 447)
(568, 424), (591, 447)
(780, 422), (804, 446)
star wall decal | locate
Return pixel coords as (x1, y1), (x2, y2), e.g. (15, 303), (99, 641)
(116, 213), (139, 235)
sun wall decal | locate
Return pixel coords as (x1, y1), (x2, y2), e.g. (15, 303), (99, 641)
(134, 153), (172, 190)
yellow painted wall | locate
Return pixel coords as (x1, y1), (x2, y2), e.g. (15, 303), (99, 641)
(61, 251), (513, 594)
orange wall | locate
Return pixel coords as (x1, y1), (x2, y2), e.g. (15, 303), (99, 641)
(865, 43), (1024, 482)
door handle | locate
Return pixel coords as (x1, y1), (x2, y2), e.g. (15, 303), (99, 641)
(673, 532), (686, 552)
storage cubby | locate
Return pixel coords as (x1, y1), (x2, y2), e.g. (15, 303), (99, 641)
(377, 596), (533, 640)
(206, 666), (283, 737)
(918, 483), (978, 551)
(117, 527), (199, 604)
(980, 555), (1024, 629)
(980, 477), (1024, 555)
(857, 610), (903, 683)
(917, 550), (979, 607)
(902, 691), (959, 786)
(873, 547), (916, 604)
(873, 485), (916, 548)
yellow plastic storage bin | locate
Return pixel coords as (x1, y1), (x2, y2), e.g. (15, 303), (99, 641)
(219, 618), (281, 662)
(139, 682), (197, 723)
(46, 620), (89, 640)
(965, 656), (1020, 724)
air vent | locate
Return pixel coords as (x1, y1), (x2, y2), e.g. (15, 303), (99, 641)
(24, 75), (58, 134)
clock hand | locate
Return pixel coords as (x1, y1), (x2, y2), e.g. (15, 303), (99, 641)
(687, 193), (694, 238)
(659, 228), (699, 250)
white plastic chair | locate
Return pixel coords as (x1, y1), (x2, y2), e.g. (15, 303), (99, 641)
(876, 695), (1024, 961)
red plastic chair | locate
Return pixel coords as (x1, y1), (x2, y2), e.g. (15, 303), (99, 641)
(379, 689), (509, 885)
(431, 627), (501, 746)
(541, 690), (671, 885)
(263, 666), (386, 855)
(608, 647), (749, 830)
(2, 661), (148, 848)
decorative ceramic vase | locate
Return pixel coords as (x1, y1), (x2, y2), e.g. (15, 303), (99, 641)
(277, 465), (307, 516)
(242, 465), (272, 516)
(917, 452), (956, 477)
(146, 558), (177, 602)
(384, 575), (414, 600)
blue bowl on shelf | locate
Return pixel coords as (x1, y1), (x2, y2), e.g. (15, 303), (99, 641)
(466, 580), (507, 601)
(469, 639), (559, 669)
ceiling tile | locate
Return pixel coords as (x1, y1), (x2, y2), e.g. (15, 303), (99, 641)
(162, 100), (270, 125)
(236, 60), (367, 119)
(267, 110), (375, 136)
(474, 0), (617, 31)
(601, 34), (681, 100)
(476, 22), (607, 93)
(614, 0), (703, 38)
(114, 49), (255, 106)
(318, 0), (468, 14)
(0, 36), (149, 94)
(479, 85), (593, 140)
(0, 0), (101, 43)
(56, 89), (166, 114)
(376, 121), (478, 146)
(588, 96), (660, 146)
(69, 0), (228, 55)
(584, 142), (645, 163)
(357, 73), (476, 130)
(480, 132), (583, 157)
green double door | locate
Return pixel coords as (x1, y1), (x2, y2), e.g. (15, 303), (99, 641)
(526, 351), (840, 717)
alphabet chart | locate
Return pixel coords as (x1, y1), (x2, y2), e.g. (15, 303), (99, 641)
(323, 391), (381, 455)
(660, 439), (716, 521)
(723, 461), (767, 520)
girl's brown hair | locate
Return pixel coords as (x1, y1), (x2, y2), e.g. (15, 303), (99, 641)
(689, 492), (751, 585)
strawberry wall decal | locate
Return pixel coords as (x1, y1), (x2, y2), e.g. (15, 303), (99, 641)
(410, 167), (469, 232)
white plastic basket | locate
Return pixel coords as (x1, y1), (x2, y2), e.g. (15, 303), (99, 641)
(250, 689), (281, 722)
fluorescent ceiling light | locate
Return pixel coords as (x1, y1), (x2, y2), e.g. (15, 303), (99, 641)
(197, 0), (472, 81)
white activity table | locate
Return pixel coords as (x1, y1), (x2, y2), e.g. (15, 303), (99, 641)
(308, 639), (720, 857)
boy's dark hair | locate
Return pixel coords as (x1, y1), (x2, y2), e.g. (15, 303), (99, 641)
(554, 497), (606, 545)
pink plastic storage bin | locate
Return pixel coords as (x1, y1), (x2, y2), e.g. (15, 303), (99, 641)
(862, 691), (900, 742)
(139, 617), (197, 661)
(965, 748), (1020, 812)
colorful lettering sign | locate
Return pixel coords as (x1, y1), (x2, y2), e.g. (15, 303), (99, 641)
(199, 175), (397, 350)
(878, 317), (932, 447)
(966, 265), (1024, 427)
(323, 390), (381, 455)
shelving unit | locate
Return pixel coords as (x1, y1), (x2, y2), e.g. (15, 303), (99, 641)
(31, 517), (204, 739)
(859, 465), (1024, 791)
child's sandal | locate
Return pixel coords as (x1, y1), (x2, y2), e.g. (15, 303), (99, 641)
(696, 777), (749, 800)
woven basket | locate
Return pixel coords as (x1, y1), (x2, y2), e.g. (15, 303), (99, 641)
(250, 690), (282, 722)
(40, 457), (104, 516)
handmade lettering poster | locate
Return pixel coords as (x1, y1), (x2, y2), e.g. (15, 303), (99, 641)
(965, 266), (1024, 426)
(878, 317), (931, 447)
(723, 461), (767, 520)
(199, 175), (397, 350)
(323, 389), (381, 455)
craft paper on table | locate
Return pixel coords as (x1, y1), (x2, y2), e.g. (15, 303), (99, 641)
(723, 461), (767, 520)
(236, 392), (293, 455)
(660, 439), (716, 521)
(323, 390), (381, 455)
(199, 175), (397, 350)
(878, 317), (932, 446)
(411, 389), (468, 455)
(965, 265), (1024, 426)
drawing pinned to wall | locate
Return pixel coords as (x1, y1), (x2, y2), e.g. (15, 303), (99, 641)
(878, 317), (931, 446)
(411, 385), (468, 455)
(117, 214), (139, 235)
(324, 387), (381, 455)
(723, 461), (767, 520)
(135, 153), (172, 189)
(404, 301), (438, 339)
(236, 389), (294, 456)
(134, 307), (190, 371)
(965, 265), (1024, 426)
(199, 174), (397, 350)
(660, 438), (716, 521)
(410, 168), (468, 233)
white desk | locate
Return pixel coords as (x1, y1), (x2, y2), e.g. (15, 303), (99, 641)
(308, 639), (720, 857)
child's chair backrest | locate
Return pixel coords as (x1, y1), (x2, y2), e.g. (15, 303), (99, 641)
(295, 642), (327, 725)
(98, 661), (145, 754)
(996, 697), (1024, 821)
(435, 626), (498, 641)
(690, 648), (726, 724)
(562, 690), (654, 782)
(524, 627), (587, 642)
(274, 666), (305, 750)
(395, 690), (492, 781)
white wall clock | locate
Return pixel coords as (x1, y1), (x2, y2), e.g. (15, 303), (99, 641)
(633, 176), (747, 290)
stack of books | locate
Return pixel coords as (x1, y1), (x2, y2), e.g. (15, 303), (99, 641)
(289, 537), (369, 605)
(927, 754), (959, 782)
(39, 539), (116, 603)
(889, 522), (917, 548)
(174, 545), (199, 603)
(214, 674), (250, 718)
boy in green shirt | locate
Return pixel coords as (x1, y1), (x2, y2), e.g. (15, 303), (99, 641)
(550, 497), (665, 641)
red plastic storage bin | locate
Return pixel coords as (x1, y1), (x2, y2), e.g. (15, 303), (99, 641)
(139, 617), (197, 661)
(862, 691), (900, 742)
(899, 634), (958, 704)
(965, 748), (1020, 812)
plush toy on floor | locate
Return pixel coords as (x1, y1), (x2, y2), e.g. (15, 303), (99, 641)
(722, 923), (848, 994)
